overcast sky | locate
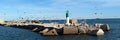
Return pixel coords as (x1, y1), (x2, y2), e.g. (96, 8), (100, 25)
(0, 0), (120, 20)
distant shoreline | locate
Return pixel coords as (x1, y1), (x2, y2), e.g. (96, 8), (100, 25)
(2, 18), (120, 21)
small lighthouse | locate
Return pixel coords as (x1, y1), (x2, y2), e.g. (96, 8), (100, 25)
(66, 10), (70, 25)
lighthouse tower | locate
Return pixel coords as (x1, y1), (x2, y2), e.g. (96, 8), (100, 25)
(66, 10), (70, 25)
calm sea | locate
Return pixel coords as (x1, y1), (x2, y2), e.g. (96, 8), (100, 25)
(0, 19), (120, 40)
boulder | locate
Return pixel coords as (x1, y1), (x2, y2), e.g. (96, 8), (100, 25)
(69, 18), (78, 24)
(32, 27), (38, 32)
(0, 18), (4, 24)
(42, 29), (58, 35)
(89, 29), (104, 36)
(78, 26), (87, 34)
(100, 24), (110, 31)
(94, 23), (103, 28)
(94, 23), (110, 31)
(40, 28), (49, 33)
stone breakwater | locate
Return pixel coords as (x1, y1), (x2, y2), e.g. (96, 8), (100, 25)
(0, 19), (110, 36)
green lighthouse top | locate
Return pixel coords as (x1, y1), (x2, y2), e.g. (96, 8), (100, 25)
(66, 10), (69, 18)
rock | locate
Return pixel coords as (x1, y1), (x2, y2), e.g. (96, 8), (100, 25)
(100, 24), (110, 31)
(94, 23), (110, 31)
(94, 23), (103, 28)
(56, 28), (63, 35)
(42, 29), (58, 35)
(57, 24), (64, 29)
(32, 27), (38, 32)
(78, 26), (87, 34)
(40, 28), (49, 33)
(31, 20), (40, 23)
(89, 29), (104, 36)
(80, 22), (89, 27)
(69, 18), (78, 24)
(0, 18), (4, 24)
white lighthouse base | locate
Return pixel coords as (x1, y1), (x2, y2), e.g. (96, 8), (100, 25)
(66, 17), (70, 25)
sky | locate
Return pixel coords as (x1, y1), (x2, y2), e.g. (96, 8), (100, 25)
(0, 0), (120, 20)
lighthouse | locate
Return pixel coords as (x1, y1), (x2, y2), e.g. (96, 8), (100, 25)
(66, 10), (70, 25)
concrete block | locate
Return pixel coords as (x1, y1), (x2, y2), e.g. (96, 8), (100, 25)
(63, 27), (78, 34)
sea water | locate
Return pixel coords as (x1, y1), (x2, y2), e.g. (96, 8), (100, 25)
(0, 19), (120, 40)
